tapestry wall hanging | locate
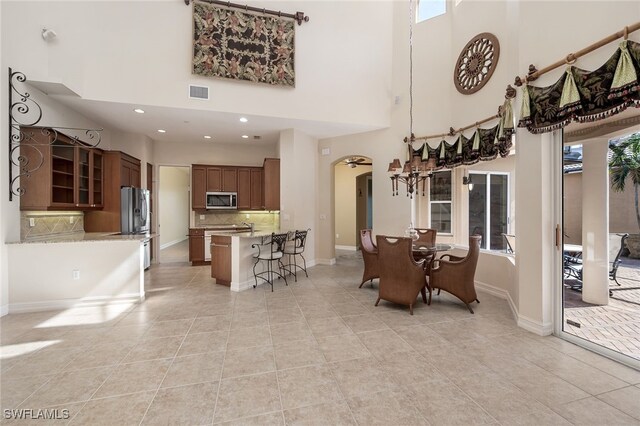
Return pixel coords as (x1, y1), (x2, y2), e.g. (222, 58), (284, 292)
(192, 1), (295, 86)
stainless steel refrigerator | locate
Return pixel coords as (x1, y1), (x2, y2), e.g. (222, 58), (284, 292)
(121, 187), (151, 269)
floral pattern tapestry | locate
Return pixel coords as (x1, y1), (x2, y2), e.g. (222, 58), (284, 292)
(193, 1), (295, 86)
(519, 40), (640, 134)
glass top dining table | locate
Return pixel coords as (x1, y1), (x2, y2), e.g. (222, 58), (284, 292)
(412, 243), (453, 253)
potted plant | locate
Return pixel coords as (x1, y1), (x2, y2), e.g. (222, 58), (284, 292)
(609, 133), (640, 258)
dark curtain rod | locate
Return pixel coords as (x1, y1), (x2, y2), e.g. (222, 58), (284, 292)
(185, 0), (310, 25)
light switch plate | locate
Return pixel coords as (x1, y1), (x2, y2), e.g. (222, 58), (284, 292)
(321, 148), (330, 156)
(319, 214), (326, 220)
(199, 215), (205, 220)
(29, 218), (35, 227)
(72, 270), (80, 280)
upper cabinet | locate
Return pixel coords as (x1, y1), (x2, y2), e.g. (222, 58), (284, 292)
(19, 127), (104, 211)
(192, 163), (275, 211)
(84, 151), (141, 232)
(263, 158), (280, 211)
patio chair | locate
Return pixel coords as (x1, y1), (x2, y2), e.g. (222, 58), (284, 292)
(502, 233), (515, 254)
(375, 235), (428, 315)
(359, 229), (379, 288)
(609, 233), (628, 286)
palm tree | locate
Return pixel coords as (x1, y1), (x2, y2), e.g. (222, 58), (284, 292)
(609, 133), (640, 231)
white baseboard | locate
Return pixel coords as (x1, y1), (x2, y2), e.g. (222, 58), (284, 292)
(160, 237), (188, 250)
(517, 314), (553, 336)
(315, 258), (336, 266)
(230, 279), (256, 292)
(335, 245), (357, 251)
(475, 280), (518, 321)
(0, 304), (8, 317)
(8, 294), (143, 314)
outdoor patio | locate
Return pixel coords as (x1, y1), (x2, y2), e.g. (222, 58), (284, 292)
(564, 256), (640, 360)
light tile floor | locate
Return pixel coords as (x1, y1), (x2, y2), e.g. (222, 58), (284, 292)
(1, 250), (640, 425)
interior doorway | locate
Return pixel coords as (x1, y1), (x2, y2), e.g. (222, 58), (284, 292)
(158, 166), (191, 263)
(559, 121), (640, 367)
(333, 156), (373, 257)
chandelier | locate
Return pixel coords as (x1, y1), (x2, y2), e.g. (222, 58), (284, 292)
(388, 0), (436, 199)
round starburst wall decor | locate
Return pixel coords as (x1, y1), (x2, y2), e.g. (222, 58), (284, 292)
(454, 32), (500, 95)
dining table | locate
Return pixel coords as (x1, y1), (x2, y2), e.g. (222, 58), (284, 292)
(412, 242), (453, 273)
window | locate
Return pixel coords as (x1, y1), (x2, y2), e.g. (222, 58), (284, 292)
(468, 172), (509, 250)
(417, 0), (446, 22)
(429, 171), (452, 233)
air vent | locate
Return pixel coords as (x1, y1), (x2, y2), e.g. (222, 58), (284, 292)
(253, 135), (261, 140)
(189, 85), (209, 100)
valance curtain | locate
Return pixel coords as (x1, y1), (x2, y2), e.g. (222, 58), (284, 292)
(415, 100), (515, 169)
(519, 40), (640, 134)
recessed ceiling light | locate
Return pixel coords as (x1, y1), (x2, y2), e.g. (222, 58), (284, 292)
(133, 108), (145, 114)
(241, 135), (249, 139)
(157, 129), (166, 133)
(204, 135), (212, 139)
(239, 117), (248, 123)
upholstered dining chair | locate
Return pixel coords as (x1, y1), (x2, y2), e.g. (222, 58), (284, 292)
(414, 228), (437, 245)
(429, 235), (481, 314)
(375, 235), (428, 315)
(359, 229), (379, 288)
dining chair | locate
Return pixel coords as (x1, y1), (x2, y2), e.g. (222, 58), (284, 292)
(429, 235), (481, 314)
(283, 229), (310, 282)
(251, 232), (288, 291)
(414, 228), (437, 245)
(375, 235), (428, 315)
(359, 229), (379, 288)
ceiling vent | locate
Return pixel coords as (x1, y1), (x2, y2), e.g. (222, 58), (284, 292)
(253, 135), (262, 140)
(189, 84), (209, 100)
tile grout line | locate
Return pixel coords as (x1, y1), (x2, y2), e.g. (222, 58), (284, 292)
(137, 316), (197, 426)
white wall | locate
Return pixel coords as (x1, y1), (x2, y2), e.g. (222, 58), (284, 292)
(153, 138), (277, 168)
(7, 240), (143, 312)
(159, 167), (190, 248)
(1, 1), (393, 130)
(279, 129), (318, 264)
(1, 3), (7, 316)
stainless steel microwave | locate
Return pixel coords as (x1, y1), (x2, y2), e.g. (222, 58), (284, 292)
(206, 192), (238, 210)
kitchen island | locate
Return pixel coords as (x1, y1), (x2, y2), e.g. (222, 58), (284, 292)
(5, 232), (156, 313)
(208, 229), (284, 292)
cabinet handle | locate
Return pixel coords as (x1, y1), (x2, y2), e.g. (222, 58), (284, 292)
(211, 243), (230, 248)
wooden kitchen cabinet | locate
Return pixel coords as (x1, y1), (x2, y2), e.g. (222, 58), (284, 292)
(250, 168), (264, 210)
(210, 235), (232, 285)
(206, 167), (222, 192)
(84, 151), (142, 232)
(237, 168), (251, 210)
(19, 126), (104, 211)
(263, 158), (280, 211)
(188, 228), (205, 264)
(222, 168), (237, 192)
(192, 165), (206, 210)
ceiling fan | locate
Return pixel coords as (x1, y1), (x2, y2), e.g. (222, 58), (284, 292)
(343, 157), (372, 168)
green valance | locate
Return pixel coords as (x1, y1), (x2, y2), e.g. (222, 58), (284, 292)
(519, 40), (640, 134)
(413, 99), (514, 169)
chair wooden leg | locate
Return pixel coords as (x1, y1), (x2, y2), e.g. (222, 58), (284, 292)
(428, 289), (432, 305)
(437, 289), (441, 295)
(375, 297), (380, 307)
(465, 303), (474, 314)
(409, 304), (414, 315)
(359, 280), (365, 289)
(475, 299), (480, 303)
(421, 287), (427, 304)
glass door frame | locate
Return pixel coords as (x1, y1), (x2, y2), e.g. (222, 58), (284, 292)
(468, 171), (510, 250)
(552, 130), (640, 370)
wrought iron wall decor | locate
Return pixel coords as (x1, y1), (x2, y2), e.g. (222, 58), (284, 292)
(192, 1), (296, 86)
(185, 0), (309, 26)
(454, 32), (500, 95)
(8, 67), (102, 200)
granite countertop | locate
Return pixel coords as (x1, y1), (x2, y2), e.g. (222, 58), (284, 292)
(8, 232), (158, 244)
(207, 228), (283, 239)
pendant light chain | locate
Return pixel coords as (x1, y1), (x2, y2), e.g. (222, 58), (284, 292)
(409, 0), (414, 140)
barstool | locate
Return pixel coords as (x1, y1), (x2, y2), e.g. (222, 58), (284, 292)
(252, 232), (288, 291)
(283, 229), (310, 282)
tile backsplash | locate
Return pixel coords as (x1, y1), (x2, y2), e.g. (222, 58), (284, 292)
(194, 211), (279, 228)
(21, 212), (84, 240)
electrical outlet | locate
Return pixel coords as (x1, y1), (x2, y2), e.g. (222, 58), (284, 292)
(199, 215), (205, 220)
(69, 216), (74, 224)
(245, 214), (250, 219)
(29, 218), (35, 227)
(72, 270), (80, 280)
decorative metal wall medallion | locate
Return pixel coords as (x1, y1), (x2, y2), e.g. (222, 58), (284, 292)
(454, 32), (500, 95)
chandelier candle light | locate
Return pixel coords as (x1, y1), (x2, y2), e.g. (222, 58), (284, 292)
(388, 0), (437, 199)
